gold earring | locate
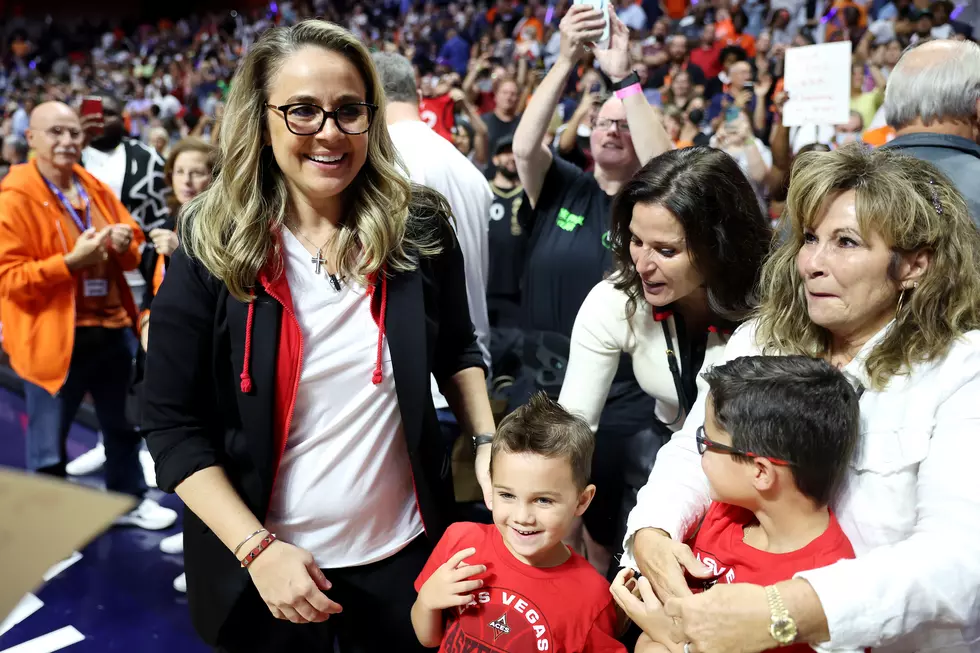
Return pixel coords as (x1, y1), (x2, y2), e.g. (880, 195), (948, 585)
(896, 282), (917, 314)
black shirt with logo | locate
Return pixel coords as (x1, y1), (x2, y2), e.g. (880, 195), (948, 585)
(487, 181), (528, 327)
(520, 156), (614, 337)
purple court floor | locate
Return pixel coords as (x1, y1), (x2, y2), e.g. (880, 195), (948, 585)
(0, 387), (209, 653)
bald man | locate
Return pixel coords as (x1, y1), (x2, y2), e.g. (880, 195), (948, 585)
(882, 39), (980, 226)
(0, 102), (176, 530)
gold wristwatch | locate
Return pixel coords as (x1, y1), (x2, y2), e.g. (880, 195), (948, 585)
(765, 585), (798, 646)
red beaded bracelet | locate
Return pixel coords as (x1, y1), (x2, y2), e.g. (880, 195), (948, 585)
(240, 532), (278, 568)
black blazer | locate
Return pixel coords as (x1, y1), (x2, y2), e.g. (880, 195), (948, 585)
(141, 215), (484, 646)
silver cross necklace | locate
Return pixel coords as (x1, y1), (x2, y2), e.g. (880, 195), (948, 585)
(288, 224), (343, 291)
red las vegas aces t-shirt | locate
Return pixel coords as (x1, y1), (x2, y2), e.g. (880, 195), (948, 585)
(687, 502), (856, 653)
(415, 522), (625, 652)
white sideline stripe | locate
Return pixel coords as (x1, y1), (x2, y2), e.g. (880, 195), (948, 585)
(42, 553), (83, 582)
(0, 626), (84, 653)
(0, 595), (43, 637)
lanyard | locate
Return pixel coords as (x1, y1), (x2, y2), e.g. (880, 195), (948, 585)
(46, 178), (91, 233)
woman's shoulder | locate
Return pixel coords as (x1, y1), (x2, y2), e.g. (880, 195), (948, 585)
(577, 277), (637, 328)
(725, 317), (767, 358)
(909, 330), (980, 387)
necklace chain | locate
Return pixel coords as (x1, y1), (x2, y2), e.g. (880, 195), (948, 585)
(287, 222), (344, 289)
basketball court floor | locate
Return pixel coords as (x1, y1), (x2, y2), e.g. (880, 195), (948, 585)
(0, 387), (208, 653)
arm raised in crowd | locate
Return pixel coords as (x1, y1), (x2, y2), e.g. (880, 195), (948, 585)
(593, 6), (672, 165)
(513, 5), (605, 208)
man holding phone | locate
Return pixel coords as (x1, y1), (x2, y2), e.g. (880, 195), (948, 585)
(0, 101), (177, 531)
(505, 1), (671, 568)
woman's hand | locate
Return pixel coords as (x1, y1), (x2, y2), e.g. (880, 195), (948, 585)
(149, 228), (179, 257)
(558, 5), (607, 65)
(246, 540), (343, 624)
(593, 5), (633, 82)
(610, 568), (684, 651)
(632, 528), (713, 603)
(664, 583), (773, 653)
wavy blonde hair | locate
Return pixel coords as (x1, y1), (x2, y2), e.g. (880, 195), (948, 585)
(756, 145), (980, 389)
(178, 20), (445, 301)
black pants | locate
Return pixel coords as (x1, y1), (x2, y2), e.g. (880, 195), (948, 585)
(216, 535), (432, 653)
(23, 327), (145, 497)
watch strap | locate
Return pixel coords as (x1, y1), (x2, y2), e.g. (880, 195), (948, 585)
(472, 433), (494, 451)
(610, 71), (640, 92)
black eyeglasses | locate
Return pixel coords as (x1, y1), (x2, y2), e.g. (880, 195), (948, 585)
(266, 102), (377, 136)
(695, 426), (792, 466)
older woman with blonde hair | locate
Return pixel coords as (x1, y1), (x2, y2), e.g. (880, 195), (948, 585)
(618, 145), (980, 653)
(141, 20), (495, 652)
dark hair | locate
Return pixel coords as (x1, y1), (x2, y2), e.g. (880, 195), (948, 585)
(609, 146), (772, 322)
(703, 355), (860, 506)
(491, 392), (594, 489)
(719, 45), (749, 64)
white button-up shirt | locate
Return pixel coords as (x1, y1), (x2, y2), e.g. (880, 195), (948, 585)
(622, 319), (980, 652)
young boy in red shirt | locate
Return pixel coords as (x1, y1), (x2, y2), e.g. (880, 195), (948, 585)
(614, 355), (860, 653)
(412, 392), (626, 652)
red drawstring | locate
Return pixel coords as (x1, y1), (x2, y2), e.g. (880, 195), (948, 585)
(241, 294), (255, 394)
(372, 270), (388, 385)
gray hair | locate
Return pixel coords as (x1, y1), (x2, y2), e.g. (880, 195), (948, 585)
(371, 52), (418, 104)
(884, 39), (980, 129)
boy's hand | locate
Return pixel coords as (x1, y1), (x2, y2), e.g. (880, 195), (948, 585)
(611, 569), (684, 652)
(418, 547), (486, 611)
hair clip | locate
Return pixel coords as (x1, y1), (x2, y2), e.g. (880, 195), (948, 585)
(928, 179), (943, 215)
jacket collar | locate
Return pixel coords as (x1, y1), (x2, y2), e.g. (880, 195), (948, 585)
(884, 132), (980, 159)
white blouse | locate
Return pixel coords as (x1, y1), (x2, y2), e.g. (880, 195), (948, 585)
(558, 279), (731, 431)
(623, 319), (980, 653)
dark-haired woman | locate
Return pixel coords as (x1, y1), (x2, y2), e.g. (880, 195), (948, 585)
(558, 146), (772, 574)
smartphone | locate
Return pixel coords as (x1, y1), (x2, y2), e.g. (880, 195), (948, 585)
(743, 81), (755, 91)
(79, 96), (104, 137)
(724, 105), (741, 123)
(589, 82), (603, 94)
(573, 0), (610, 48)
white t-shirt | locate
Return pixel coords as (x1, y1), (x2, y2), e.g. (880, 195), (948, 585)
(264, 230), (423, 568)
(387, 119), (492, 410)
(83, 143), (127, 200)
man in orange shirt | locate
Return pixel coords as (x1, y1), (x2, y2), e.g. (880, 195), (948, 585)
(0, 102), (176, 530)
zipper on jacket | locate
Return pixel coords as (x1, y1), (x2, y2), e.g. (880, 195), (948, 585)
(54, 220), (75, 394)
(260, 283), (304, 498)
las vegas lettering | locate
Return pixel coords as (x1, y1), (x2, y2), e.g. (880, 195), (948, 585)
(446, 588), (554, 651)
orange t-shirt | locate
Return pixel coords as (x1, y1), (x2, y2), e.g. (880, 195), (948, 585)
(57, 193), (131, 329)
(862, 125), (896, 147)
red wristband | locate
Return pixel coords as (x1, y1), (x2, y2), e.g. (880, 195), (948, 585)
(240, 532), (277, 568)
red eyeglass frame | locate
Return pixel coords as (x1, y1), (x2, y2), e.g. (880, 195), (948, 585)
(695, 426), (793, 466)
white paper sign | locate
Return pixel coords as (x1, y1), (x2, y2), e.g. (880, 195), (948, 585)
(782, 41), (852, 127)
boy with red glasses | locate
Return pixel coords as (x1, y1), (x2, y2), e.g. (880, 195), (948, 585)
(615, 355), (860, 653)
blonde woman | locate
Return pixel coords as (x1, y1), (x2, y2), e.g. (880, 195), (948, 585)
(617, 146), (980, 653)
(141, 20), (495, 652)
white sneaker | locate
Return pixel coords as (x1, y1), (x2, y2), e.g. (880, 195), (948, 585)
(65, 441), (106, 476)
(160, 532), (184, 555)
(173, 572), (187, 593)
(140, 449), (157, 488)
(115, 498), (178, 530)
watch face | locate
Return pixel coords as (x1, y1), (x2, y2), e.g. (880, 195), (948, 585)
(770, 617), (798, 644)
